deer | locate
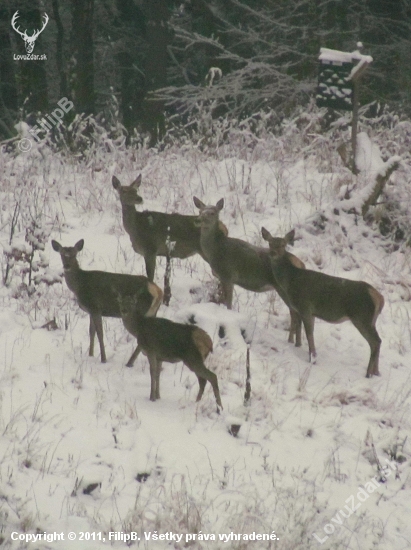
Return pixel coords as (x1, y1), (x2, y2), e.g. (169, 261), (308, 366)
(51, 239), (163, 364)
(112, 175), (228, 282)
(193, 197), (305, 345)
(114, 291), (223, 412)
(11, 11), (49, 54)
(261, 227), (384, 377)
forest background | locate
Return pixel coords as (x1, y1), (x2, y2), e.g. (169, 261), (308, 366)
(0, 0), (410, 146)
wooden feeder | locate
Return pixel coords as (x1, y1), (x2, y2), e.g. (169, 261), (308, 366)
(317, 45), (373, 173)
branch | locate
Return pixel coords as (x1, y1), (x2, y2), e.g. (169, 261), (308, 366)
(361, 157), (401, 217)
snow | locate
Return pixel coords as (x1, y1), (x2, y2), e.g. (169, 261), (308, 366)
(0, 124), (411, 550)
(338, 132), (402, 213)
(356, 132), (386, 175)
(319, 47), (373, 67)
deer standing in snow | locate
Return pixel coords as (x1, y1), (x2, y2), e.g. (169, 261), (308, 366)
(52, 239), (162, 364)
(113, 175), (227, 282)
(194, 197), (305, 345)
(261, 227), (384, 377)
(115, 292), (223, 411)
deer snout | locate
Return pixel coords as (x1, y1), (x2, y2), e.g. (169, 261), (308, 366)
(60, 253), (74, 268)
(122, 194), (143, 206)
(269, 247), (284, 259)
(198, 211), (215, 226)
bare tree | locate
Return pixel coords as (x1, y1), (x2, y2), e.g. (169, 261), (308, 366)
(154, 0), (321, 118)
(140, 0), (173, 143)
(153, 0), (411, 121)
(52, 0), (68, 98)
(71, 0), (95, 114)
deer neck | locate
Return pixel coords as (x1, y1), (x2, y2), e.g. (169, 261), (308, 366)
(122, 308), (145, 336)
(63, 261), (82, 294)
(200, 219), (223, 260)
(120, 202), (138, 234)
(270, 254), (296, 293)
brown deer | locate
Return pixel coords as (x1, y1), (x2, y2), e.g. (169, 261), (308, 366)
(112, 175), (227, 282)
(115, 292), (223, 411)
(261, 227), (384, 377)
(52, 239), (163, 364)
(193, 197), (305, 345)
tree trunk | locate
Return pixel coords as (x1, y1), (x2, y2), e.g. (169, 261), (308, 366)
(52, 0), (68, 98)
(115, 0), (146, 137)
(71, 0), (95, 115)
(141, 0), (172, 144)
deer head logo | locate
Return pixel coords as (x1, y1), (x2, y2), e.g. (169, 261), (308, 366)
(11, 11), (49, 54)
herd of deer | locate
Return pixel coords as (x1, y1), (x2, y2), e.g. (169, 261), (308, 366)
(52, 175), (385, 413)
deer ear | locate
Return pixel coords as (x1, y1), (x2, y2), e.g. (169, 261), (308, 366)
(285, 229), (295, 245)
(51, 240), (61, 252)
(216, 198), (224, 211)
(261, 227), (272, 242)
(193, 196), (206, 209)
(131, 174), (142, 188)
(112, 176), (120, 189)
(74, 239), (84, 252)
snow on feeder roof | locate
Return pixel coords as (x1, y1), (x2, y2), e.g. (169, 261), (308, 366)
(319, 48), (373, 67)
(316, 47), (373, 111)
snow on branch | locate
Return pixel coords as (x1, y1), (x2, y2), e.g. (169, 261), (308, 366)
(160, 2), (318, 118)
(339, 132), (401, 217)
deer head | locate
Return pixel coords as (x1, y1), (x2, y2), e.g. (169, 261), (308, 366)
(11, 11), (49, 54)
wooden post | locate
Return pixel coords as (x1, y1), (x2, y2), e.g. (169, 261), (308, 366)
(351, 78), (360, 175)
(163, 229), (173, 306)
(243, 346), (251, 406)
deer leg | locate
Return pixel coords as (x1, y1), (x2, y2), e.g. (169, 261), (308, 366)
(89, 316), (96, 357)
(289, 309), (302, 346)
(155, 361), (162, 399)
(223, 281), (234, 309)
(294, 312), (302, 347)
(126, 343), (142, 368)
(91, 313), (106, 363)
(351, 320), (382, 378)
(196, 376), (207, 402)
(208, 370), (223, 412)
(147, 352), (159, 401)
(288, 309), (295, 344)
(186, 358), (223, 411)
(366, 337), (381, 378)
(144, 254), (156, 282)
(301, 314), (316, 363)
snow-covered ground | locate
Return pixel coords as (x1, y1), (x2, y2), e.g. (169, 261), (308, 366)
(1, 117), (411, 549)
